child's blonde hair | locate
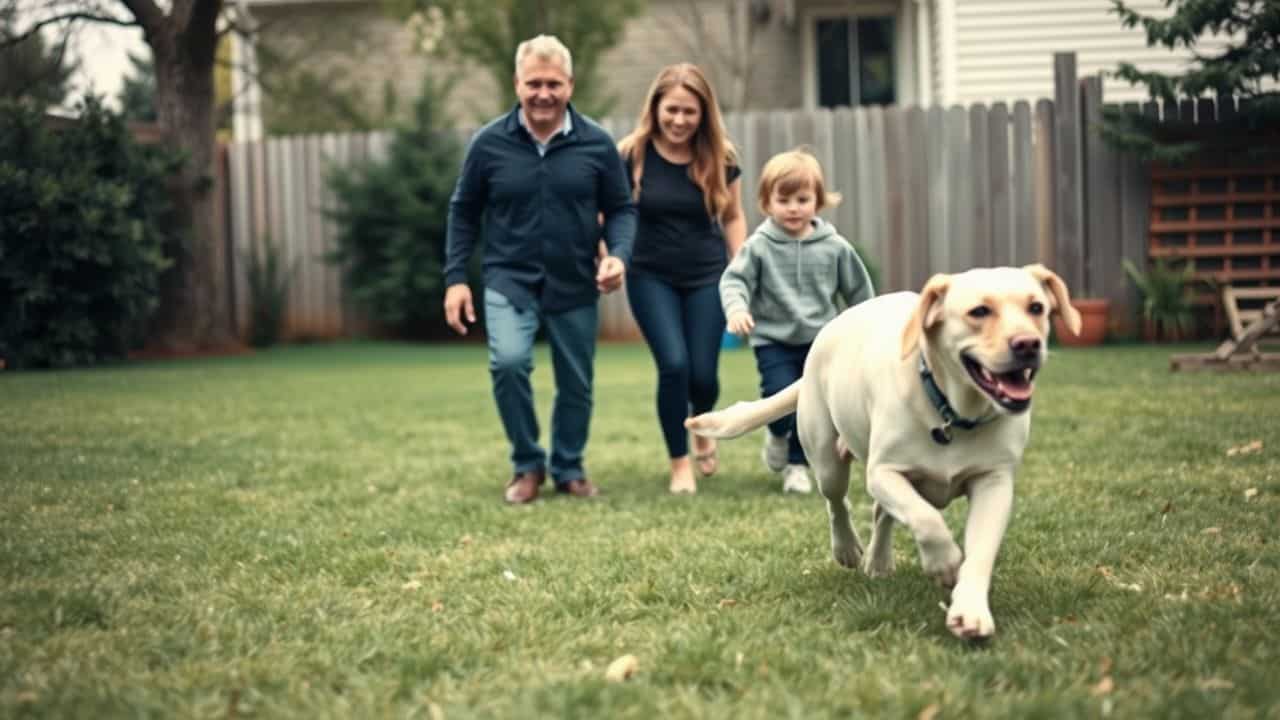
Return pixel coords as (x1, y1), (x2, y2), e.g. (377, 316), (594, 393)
(756, 148), (842, 217)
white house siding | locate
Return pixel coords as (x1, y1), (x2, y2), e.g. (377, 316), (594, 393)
(950, 0), (1236, 106)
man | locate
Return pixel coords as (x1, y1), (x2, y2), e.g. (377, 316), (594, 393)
(443, 34), (637, 504)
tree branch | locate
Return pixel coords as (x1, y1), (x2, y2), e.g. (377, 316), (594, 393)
(0, 11), (137, 49)
(117, 0), (166, 35)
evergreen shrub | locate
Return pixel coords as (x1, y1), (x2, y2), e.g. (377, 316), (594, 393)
(0, 97), (180, 368)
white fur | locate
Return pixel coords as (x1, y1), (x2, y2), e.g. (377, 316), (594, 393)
(687, 265), (1080, 639)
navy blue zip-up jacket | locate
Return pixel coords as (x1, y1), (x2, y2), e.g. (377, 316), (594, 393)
(444, 104), (637, 313)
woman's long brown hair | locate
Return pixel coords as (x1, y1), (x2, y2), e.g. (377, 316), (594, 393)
(617, 63), (738, 224)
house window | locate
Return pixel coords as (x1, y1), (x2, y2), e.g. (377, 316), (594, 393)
(815, 16), (896, 107)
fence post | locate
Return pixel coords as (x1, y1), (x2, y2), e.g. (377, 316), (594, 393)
(1053, 52), (1085, 293)
(1082, 75), (1124, 310)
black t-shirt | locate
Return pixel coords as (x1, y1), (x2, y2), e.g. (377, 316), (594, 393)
(626, 142), (741, 288)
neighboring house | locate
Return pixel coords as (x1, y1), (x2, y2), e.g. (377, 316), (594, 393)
(230, 0), (1231, 139)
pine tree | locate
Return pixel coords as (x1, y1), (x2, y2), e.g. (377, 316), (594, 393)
(0, 5), (76, 108)
(326, 77), (461, 338)
(116, 49), (156, 122)
(1101, 0), (1280, 162)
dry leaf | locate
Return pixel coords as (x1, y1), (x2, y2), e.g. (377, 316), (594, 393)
(1227, 440), (1263, 456)
(718, 598), (737, 609)
(1203, 527), (1221, 535)
(431, 600), (444, 613)
(1244, 488), (1259, 501)
(604, 654), (639, 682)
(917, 702), (941, 720)
(402, 580), (422, 591)
(1090, 676), (1115, 696)
(459, 535), (473, 546)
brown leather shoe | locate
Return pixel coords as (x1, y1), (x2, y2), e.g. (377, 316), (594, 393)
(556, 477), (599, 498)
(504, 469), (545, 504)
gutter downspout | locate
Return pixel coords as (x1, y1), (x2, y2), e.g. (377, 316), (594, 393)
(936, 0), (957, 106)
(914, 0), (933, 107)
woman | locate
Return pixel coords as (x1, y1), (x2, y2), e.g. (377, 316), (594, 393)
(617, 63), (747, 495)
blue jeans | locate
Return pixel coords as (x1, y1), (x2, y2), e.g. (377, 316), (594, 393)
(753, 342), (812, 466)
(484, 288), (597, 485)
(625, 273), (725, 458)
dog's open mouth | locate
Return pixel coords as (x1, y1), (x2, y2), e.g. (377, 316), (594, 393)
(962, 355), (1038, 412)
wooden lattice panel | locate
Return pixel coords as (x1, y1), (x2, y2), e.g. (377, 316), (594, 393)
(1148, 164), (1280, 289)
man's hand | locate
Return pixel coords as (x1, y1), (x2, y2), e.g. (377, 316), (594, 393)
(443, 283), (476, 335)
(727, 311), (755, 336)
(596, 255), (625, 294)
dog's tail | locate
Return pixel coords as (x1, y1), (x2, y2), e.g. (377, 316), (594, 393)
(685, 381), (800, 439)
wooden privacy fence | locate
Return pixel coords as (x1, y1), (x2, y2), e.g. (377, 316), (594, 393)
(225, 53), (1144, 341)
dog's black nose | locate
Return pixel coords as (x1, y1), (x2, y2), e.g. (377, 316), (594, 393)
(1010, 335), (1041, 357)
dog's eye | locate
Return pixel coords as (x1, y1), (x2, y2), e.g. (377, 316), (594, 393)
(968, 306), (991, 319)
(1028, 301), (1045, 316)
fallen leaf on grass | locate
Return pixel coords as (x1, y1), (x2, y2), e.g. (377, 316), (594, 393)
(1244, 488), (1259, 501)
(402, 580), (422, 591)
(605, 654), (638, 682)
(717, 598), (737, 609)
(1090, 676), (1115, 696)
(431, 600), (444, 613)
(1202, 527), (1221, 535)
(1226, 440), (1263, 456)
(459, 534), (473, 547)
(502, 570), (517, 582)
(917, 702), (941, 720)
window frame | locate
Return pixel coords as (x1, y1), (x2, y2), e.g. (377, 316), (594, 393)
(801, 0), (912, 110)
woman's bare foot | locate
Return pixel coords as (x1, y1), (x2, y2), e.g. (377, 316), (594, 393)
(669, 456), (697, 494)
(692, 433), (718, 476)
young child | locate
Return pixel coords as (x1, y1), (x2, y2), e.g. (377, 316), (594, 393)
(719, 149), (875, 493)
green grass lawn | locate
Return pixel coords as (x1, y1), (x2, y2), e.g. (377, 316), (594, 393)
(2, 340), (1277, 719)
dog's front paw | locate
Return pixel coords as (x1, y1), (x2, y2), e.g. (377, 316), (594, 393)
(946, 586), (996, 639)
(919, 538), (963, 589)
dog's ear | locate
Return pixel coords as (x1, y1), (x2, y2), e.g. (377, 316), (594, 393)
(900, 273), (951, 358)
(1022, 264), (1082, 336)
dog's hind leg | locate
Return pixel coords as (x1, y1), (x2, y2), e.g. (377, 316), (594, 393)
(864, 501), (896, 577)
(799, 398), (862, 569)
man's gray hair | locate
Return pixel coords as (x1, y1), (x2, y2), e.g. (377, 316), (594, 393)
(514, 34), (573, 78)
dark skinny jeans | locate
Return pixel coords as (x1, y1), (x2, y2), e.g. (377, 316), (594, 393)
(625, 272), (726, 458)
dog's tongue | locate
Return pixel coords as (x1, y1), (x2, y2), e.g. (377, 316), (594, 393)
(996, 373), (1034, 401)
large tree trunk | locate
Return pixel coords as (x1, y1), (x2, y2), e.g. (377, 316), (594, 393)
(145, 0), (236, 351)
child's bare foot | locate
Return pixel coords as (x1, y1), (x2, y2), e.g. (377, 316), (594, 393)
(692, 433), (718, 476)
(669, 457), (697, 494)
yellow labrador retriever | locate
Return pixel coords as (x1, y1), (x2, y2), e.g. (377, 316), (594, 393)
(686, 265), (1080, 639)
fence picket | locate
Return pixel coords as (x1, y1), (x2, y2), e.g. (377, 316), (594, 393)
(222, 71), (1188, 341)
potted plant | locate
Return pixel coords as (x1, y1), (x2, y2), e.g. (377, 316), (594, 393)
(1122, 258), (1201, 341)
(1053, 296), (1111, 346)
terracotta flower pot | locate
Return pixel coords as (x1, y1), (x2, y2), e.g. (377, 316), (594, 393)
(1054, 298), (1110, 346)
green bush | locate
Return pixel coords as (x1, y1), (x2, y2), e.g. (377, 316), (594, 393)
(326, 78), (461, 338)
(244, 237), (294, 348)
(0, 97), (180, 369)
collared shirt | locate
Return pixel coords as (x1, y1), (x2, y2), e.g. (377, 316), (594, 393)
(517, 108), (573, 157)
(444, 104), (637, 314)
